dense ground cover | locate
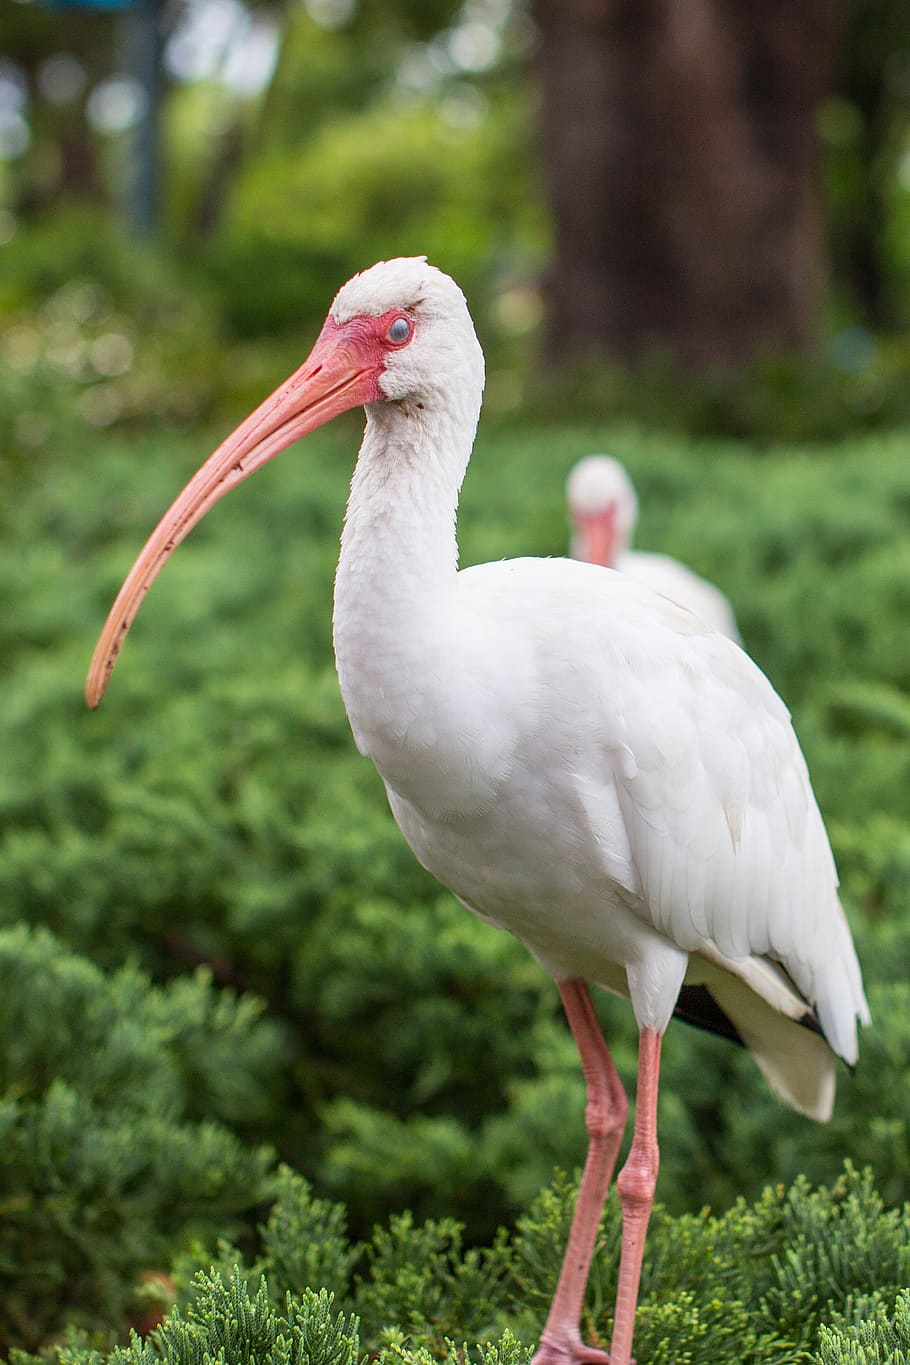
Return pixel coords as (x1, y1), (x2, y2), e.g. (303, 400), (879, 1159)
(11, 1164), (910, 1365)
(2, 403), (909, 1359)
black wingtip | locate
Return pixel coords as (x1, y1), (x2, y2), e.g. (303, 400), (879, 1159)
(673, 985), (746, 1047)
(672, 985), (825, 1050)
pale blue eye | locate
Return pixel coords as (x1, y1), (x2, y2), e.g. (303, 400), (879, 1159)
(387, 317), (411, 344)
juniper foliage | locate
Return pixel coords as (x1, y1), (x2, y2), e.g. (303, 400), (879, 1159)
(46, 1275), (360, 1365)
(9, 1165), (910, 1365)
(3, 408), (910, 1350)
(816, 1288), (910, 1364)
(4, 422), (909, 1240)
(0, 926), (281, 1351)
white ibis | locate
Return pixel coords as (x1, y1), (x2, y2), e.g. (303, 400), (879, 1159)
(567, 453), (742, 642)
(86, 259), (869, 1365)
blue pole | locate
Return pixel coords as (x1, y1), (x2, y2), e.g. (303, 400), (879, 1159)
(122, 0), (162, 238)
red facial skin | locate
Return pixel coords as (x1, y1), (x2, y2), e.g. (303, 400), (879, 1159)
(85, 308), (415, 709)
(573, 506), (619, 568)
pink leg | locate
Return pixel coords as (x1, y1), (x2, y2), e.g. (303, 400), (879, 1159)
(532, 980), (629, 1365)
(608, 1028), (661, 1365)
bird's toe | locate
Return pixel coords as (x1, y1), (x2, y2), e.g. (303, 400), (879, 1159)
(531, 1336), (618, 1365)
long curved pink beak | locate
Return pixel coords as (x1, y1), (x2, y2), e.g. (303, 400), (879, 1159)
(573, 507), (618, 568)
(85, 318), (381, 709)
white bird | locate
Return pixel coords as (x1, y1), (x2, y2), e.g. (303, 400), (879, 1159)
(86, 259), (869, 1365)
(567, 453), (742, 642)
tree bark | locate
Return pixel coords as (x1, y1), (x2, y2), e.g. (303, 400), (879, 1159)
(532, 0), (846, 367)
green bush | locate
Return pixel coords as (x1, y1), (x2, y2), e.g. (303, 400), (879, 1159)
(2, 380), (910, 1351)
(0, 208), (228, 467)
(209, 94), (541, 343)
(10, 1165), (910, 1365)
(816, 1289), (910, 1364)
(519, 338), (910, 442)
(2, 414), (909, 1244)
(0, 926), (280, 1352)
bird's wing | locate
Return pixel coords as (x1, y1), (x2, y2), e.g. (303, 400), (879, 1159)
(457, 557), (866, 1062)
(620, 550), (742, 642)
(602, 593), (866, 1061)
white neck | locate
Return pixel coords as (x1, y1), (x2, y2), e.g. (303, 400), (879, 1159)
(332, 390), (480, 760)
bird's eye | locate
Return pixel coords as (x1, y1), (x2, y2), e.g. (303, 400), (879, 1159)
(386, 316), (412, 345)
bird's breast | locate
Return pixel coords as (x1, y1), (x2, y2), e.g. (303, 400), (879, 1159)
(382, 754), (671, 997)
(334, 629), (530, 822)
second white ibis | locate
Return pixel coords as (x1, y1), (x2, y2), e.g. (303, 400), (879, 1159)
(567, 453), (742, 641)
(87, 258), (869, 1365)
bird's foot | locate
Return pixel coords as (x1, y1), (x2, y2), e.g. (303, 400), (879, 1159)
(531, 1333), (625, 1365)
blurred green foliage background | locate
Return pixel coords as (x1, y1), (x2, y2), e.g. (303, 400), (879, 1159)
(1, 0), (910, 1359)
(2, 0), (910, 439)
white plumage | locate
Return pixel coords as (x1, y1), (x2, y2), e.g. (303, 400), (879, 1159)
(87, 258), (869, 1365)
(567, 453), (742, 641)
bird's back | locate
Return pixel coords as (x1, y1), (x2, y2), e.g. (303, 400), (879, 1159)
(618, 549), (742, 642)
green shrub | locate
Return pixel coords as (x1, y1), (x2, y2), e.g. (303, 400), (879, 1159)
(210, 94), (541, 342)
(0, 208), (228, 469)
(0, 926), (280, 1352)
(816, 1288), (910, 1363)
(38, 1275), (361, 1365)
(11, 1165), (910, 1365)
(519, 338), (910, 442)
(2, 415), (909, 1243)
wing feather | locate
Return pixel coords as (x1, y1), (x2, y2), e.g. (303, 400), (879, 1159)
(460, 557), (868, 1067)
(604, 603), (868, 1062)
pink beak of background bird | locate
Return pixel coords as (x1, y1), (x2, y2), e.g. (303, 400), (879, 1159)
(571, 506), (619, 569)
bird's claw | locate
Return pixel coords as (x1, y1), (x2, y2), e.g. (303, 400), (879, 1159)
(531, 1336), (626, 1365)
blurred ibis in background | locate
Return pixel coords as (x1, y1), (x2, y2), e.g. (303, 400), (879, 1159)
(87, 258), (868, 1365)
(567, 453), (742, 642)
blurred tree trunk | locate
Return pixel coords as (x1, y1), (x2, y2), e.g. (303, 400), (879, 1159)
(532, 0), (846, 367)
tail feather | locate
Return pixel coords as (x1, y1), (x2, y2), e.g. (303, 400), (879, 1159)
(707, 970), (836, 1120)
